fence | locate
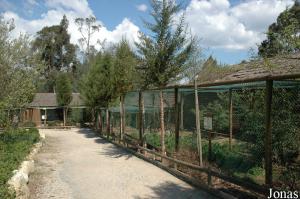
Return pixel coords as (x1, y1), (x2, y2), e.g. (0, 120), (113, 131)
(97, 79), (300, 198)
(0, 106), (91, 128)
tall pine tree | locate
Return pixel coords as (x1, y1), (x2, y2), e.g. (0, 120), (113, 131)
(136, 0), (194, 154)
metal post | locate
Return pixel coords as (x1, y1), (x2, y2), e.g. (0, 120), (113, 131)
(265, 80), (273, 186)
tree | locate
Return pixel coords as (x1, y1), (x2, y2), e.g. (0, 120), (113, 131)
(80, 51), (116, 135)
(258, 2), (300, 57)
(113, 39), (137, 141)
(56, 73), (73, 126)
(136, 0), (194, 154)
(33, 15), (77, 92)
(0, 18), (37, 127)
(75, 16), (101, 58)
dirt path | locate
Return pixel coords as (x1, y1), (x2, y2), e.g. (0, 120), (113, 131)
(29, 128), (216, 199)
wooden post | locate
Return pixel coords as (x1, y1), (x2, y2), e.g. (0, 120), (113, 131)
(175, 87), (180, 152)
(121, 95), (125, 141)
(208, 131), (212, 186)
(44, 108), (47, 127)
(265, 80), (273, 186)
(106, 109), (110, 139)
(98, 110), (102, 135)
(119, 96), (123, 142)
(229, 89), (233, 150)
(174, 87), (180, 170)
(110, 111), (114, 139)
(194, 79), (203, 167)
(138, 91), (144, 146)
(180, 94), (184, 129)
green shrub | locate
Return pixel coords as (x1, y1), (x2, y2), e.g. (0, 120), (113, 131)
(19, 121), (36, 127)
(0, 128), (39, 198)
(47, 120), (62, 127)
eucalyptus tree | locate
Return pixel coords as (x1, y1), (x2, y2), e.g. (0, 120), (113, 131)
(33, 15), (77, 92)
(136, 0), (194, 154)
(75, 16), (101, 58)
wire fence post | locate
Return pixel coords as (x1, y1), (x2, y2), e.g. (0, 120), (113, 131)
(265, 80), (273, 187)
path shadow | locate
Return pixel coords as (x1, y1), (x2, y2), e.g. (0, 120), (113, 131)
(98, 144), (133, 160)
(132, 181), (214, 199)
(77, 128), (133, 159)
(77, 128), (98, 138)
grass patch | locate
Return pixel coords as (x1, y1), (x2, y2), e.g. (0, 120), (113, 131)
(0, 128), (40, 198)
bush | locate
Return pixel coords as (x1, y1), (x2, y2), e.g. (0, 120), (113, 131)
(19, 121), (36, 128)
(0, 128), (39, 198)
(47, 120), (62, 127)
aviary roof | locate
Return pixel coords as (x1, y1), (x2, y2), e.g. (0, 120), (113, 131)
(29, 93), (84, 108)
(198, 53), (300, 86)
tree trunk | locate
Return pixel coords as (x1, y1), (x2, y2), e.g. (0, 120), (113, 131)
(106, 109), (110, 139)
(159, 89), (166, 155)
(194, 79), (203, 167)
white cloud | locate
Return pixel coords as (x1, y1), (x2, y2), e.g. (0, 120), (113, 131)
(183, 0), (294, 50)
(1, 0), (140, 50)
(137, 4), (148, 12)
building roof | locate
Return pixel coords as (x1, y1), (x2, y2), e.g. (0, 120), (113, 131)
(29, 93), (84, 108)
(195, 53), (300, 87)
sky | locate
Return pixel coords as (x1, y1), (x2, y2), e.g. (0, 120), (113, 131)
(0, 0), (295, 64)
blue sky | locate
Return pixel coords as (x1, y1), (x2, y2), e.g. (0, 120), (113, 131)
(0, 0), (295, 64)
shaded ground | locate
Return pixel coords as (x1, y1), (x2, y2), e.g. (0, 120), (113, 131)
(29, 128), (216, 199)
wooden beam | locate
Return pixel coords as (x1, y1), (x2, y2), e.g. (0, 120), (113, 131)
(265, 80), (273, 186)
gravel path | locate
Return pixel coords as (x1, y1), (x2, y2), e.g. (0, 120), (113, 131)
(29, 128), (216, 199)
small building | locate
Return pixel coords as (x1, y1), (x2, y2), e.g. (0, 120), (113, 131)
(22, 93), (85, 126)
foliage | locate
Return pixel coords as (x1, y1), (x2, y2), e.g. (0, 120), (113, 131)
(0, 18), (37, 127)
(113, 39), (137, 96)
(201, 93), (229, 133)
(55, 73), (73, 107)
(18, 121), (36, 128)
(80, 52), (116, 109)
(258, 2), (300, 57)
(33, 15), (77, 92)
(0, 128), (39, 199)
(70, 108), (84, 124)
(136, 0), (194, 87)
